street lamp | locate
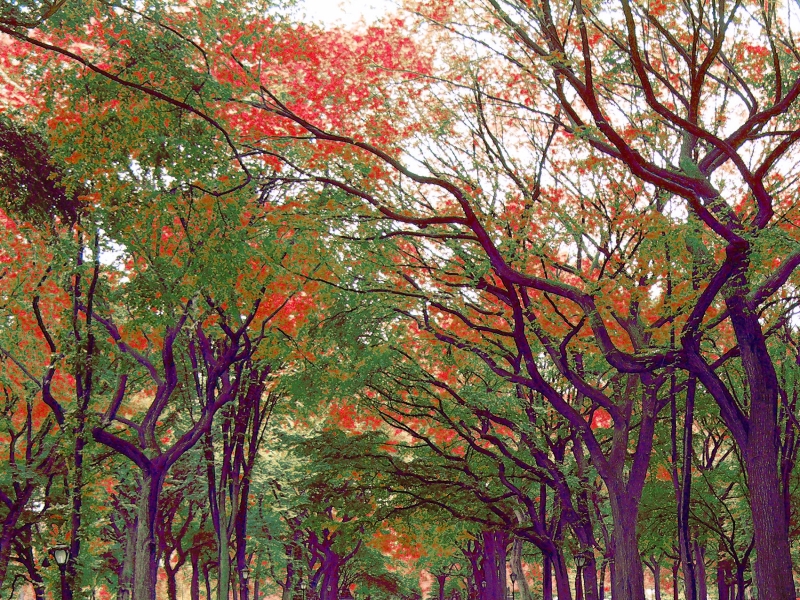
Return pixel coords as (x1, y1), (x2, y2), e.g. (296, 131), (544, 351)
(300, 581), (307, 600)
(242, 567), (250, 582)
(50, 545), (70, 600)
(574, 553), (588, 600)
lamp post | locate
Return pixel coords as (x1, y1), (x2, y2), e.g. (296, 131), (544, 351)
(50, 545), (70, 600)
(574, 553), (588, 600)
(300, 580), (307, 600)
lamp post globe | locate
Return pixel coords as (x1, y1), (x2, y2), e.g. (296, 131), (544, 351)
(574, 553), (587, 600)
(50, 545), (70, 600)
(51, 545), (69, 567)
(242, 567), (250, 582)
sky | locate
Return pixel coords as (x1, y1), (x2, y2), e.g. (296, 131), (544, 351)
(298, 0), (393, 26)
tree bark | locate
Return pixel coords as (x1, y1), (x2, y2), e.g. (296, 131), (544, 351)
(481, 531), (508, 600)
(671, 378), (697, 600)
(190, 549), (200, 600)
(717, 561), (731, 600)
(542, 554), (553, 600)
(607, 493), (646, 600)
(726, 295), (796, 599)
(509, 537), (532, 600)
(551, 551), (572, 600)
(132, 469), (165, 600)
(693, 543), (707, 600)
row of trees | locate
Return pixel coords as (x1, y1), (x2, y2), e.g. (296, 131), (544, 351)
(1, 0), (800, 599)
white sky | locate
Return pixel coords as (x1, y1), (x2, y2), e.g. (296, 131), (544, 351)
(298, 0), (394, 26)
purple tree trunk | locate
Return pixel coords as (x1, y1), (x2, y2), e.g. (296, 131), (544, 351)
(607, 493), (646, 600)
(693, 543), (707, 600)
(481, 531), (508, 600)
(725, 294), (796, 599)
(551, 552), (572, 600)
(542, 554), (553, 600)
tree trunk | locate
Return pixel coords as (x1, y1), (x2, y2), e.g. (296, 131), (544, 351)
(509, 537), (533, 600)
(0, 514), (19, 586)
(672, 379), (697, 600)
(551, 551), (572, 600)
(437, 574), (448, 600)
(132, 470), (164, 600)
(320, 561), (341, 600)
(120, 519), (137, 593)
(726, 298), (796, 599)
(734, 565), (747, 600)
(166, 564), (179, 600)
(672, 562), (679, 600)
(647, 560), (662, 600)
(717, 561), (731, 600)
(597, 560), (605, 600)
(693, 543), (707, 600)
(580, 556), (599, 600)
(607, 493), (646, 600)
(204, 562), (213, 600)
(190, 550), (200, 600)
(542, 554), (553, 600)
(236, 478), (251, 600)
(217, 535), (231, 600)
(481, 531), (508, 600)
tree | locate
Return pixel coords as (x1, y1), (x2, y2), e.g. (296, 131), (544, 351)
(3, 1), (800, 599)
(233, 0), (800, 597)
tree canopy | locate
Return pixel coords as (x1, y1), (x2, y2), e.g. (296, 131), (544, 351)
(1, 0), (800, 600)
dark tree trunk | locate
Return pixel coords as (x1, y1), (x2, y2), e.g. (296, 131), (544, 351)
(672, 378), (697, 600)
(716, 561), (731, 600)
(166, 564), (179, 600)
(437, 574), (448, 600)
(672, 562), (679, 600)
(204, 562), (213, 600)
(577, 552), (598, 600)
(132, 469), (166, 600)
(190, 550), (200, 600)
(734, 563), (747, 600)
(551, 551), (572, 600)
(481, 530), (508, 600)
(726, 297), (796, 599)
(607, 493), (646, 600)
(0, 512), (20, 585)
(693, 543), (707, 600)
(647, 559), (662, 600)
(236, 474), (252, 600)
(542, 554), (553, 600)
